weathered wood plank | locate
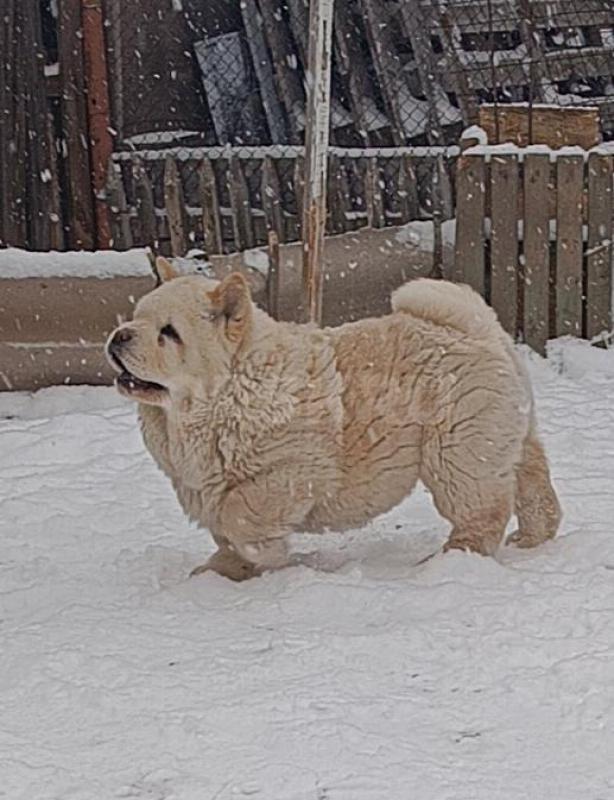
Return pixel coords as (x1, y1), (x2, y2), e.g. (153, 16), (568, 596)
(365, 157), (385, 229)
(23, 0), (54, 249)
(327, 155), (351, 235)
(240, 0), (288, 143)
(266, 230), (281, 320)
(257, 0), (304, 142)
(261, 156), (285, 241)
(399, 0), (446, 145)
(437, 0), (613, 32)
(132, 158), (157, 250)
(82, 0), (114, 248)
(228, 156), (255, 251)
(523, 154), (552, 354)
(285, 0), (309, 65)
(199, 158), (222, 255)
(556, 155), (584, 337)
(163, 156), (187, 256)
(106, 161), (133, 250)
(454, 154), (486, 294)
(1, 0), (27, 246)
(294, 156), (305, 238)
(438, 9), (480, 124)
(358, 0), (406, 144)
(479, 104), (600, 149)
(58, 0), (95, 249)
(46, 113), (65, 251)
(586, 153), (613, 339)
(333, 0), (379, 143)
(490, 154), (519, 336)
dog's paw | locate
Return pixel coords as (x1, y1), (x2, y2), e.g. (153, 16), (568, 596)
(190, 550), (261, 582)
(506, 529), (553, 549)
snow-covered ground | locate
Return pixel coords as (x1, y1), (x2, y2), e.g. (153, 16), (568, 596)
(1, 339), (614, 800)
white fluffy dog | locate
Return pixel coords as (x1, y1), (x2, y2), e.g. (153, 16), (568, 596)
(106, 259), (561, 580)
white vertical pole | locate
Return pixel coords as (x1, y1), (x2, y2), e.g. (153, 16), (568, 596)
(302, 0), (334, 325)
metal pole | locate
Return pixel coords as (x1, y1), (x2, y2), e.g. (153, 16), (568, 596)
(301, 0), (334, 325)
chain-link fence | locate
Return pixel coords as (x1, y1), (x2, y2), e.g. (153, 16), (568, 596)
(95, 0), (614, 255)
(103, 0), (614, 149)
(1, 0), (613, 253)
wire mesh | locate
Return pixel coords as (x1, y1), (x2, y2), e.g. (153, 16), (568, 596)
(102, 0), (614, 150)
(95, 0), (614, 253)
(2, 0), (613, 253)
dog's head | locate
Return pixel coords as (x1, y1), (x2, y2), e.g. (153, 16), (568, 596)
(106, 258), (253, 406)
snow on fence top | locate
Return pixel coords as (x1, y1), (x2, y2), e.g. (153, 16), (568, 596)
(462, 142), (614, 162)
(0, 249), (153, 280)
(112, 144), (460, 162)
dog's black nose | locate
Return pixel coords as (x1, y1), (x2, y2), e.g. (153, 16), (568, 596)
(112, 328), (133, 348)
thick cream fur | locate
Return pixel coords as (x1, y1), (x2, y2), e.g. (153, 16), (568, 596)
(109, 275), (561, 580)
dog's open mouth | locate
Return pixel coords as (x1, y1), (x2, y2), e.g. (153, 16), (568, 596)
(110, 352), (167, 397)
(116, 371), (166, 393)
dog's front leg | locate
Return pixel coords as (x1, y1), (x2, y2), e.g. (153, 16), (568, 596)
(214, 475), (316, 576)
(190, 539), (261, 582)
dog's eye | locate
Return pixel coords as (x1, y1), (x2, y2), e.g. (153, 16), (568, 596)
(159, 324), (181, 343)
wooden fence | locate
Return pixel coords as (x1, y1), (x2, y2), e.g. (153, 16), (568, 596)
(454, 149), (613, 353)
(105, 148), (455, 255)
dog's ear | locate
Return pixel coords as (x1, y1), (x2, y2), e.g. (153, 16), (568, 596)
(207, 272), (252, 343)
(155, 256), (179, 284)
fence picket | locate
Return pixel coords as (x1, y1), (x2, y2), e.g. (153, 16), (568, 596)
(365, 157), (385, 229)
(556, 155), (584, 337)
(106, 161), (133, 250)
(454, 153), (486, 295)
(586, 152), (613, 339)
(163, 156), (187, 257)
(199, 158), (223, 255)
(327, 155), (350, 234)
(490, 154), (519, 336)
(132, 158), (157, 251)
(294, 155), (305, 239)
(228, 155), (255, 251)
(261, 156), (285, 242)
(523, 154), (551, 354)
(397, 155), (420, 224)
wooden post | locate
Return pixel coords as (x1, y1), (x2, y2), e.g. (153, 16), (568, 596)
(556, 155), (584, 337)
(397, 155), (419, 224)
(106, 161), (133, 250)
(523, 154), (551, 354)
(228, 155), (255, 252)
(262, 156), (285, 241)
(586, 153), (613, 339)
(454, 154), (486, 295)
(302, 0), (334, 325)
(267, 230), (281, 319)
(132, 158), (157, 251)
(199, 159), (223, 256)
(81, 0), (114, 248)
(364, 157), (385, 229)
(164, 156), (188, 257)
(490, 154), (519, 336)
(57, 0), (96, 249)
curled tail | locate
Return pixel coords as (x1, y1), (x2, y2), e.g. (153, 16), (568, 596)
(391, 278), (500, 340)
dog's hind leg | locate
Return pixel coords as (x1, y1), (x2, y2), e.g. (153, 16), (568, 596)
(420, 429), (516, 557)
(507, 434), (561, 549)
(426, 475), (514, 556)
